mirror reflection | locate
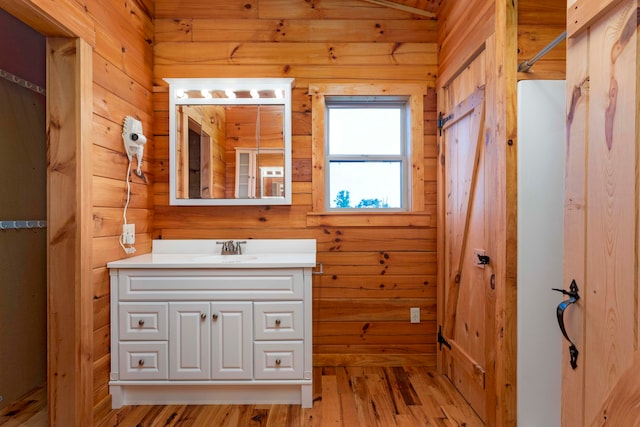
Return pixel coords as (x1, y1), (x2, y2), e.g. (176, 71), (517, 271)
(166, 78), (294, 206)
(176, 104), (284, 200)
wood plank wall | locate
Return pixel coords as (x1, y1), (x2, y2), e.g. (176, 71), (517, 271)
(153, 0), (439, 367)
(83, 0), (155, 417)
(437, 0), (494, 84)
(438, 0), (565, 84)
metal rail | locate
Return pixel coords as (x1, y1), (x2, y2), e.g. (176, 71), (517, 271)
(0, 220), (47, 230)
(518, 31), (567, 73)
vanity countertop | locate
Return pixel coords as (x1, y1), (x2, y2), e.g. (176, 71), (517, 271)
(107, 239), (316, 269)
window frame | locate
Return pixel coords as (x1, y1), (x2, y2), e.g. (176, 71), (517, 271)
(309, 83), (426, 213)
(324, 97), (410, 211)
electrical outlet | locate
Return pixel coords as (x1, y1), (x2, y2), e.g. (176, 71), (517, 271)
(122, 223), (135, 244)
(410, 307), (420, 324)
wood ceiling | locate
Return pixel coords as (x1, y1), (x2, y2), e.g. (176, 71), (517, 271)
(361, 0), (444, 17)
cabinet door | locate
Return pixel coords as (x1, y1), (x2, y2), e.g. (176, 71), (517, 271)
(235, 150), (254, 198)
(211, 301), (252, 379)
(169, 302), (210, 379)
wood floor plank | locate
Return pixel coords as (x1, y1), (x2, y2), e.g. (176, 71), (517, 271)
(362, 367), (402, 426)
(0, 367), (483, 427)
(0, 385), (46, 427)
(351, 374), (381, 426)
(321, 371), (342, 425)
(244, 407), (269, 426)
(390, 366), (422, 406)
(335, 367), (360, 426)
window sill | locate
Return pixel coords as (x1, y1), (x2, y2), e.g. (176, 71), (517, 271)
(306, 211), (433, 228)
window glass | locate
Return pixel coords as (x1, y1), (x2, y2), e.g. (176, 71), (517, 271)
(328, 108), (401, 155)
(329, 161), (402, 208)
(326, 97), (408, 211)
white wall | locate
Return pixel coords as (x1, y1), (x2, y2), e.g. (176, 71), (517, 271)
(517, 80), (565, 427)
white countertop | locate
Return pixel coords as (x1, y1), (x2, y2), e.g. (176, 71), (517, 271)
(107, 239), (317, 269)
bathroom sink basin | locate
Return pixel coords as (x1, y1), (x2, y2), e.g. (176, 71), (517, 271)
(193, 254), (259, 263)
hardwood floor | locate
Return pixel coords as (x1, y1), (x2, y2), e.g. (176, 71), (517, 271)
(0, 367), (483, 426)
(0, 385), (47, 427)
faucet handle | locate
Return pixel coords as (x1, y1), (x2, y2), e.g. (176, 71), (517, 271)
(216, 240), (233, 254)
(215, 240), (246, 255)
(234, 241), (247, 254)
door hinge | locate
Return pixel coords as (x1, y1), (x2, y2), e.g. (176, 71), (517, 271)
(437, 325), (452, 350)
(437, 112), (453, 136)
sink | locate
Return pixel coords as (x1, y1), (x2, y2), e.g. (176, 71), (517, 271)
(194, 254), (259, 263)
(108, 239), (317, 269)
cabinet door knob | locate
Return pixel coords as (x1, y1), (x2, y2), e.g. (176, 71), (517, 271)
(212, 313), (219, 320)
(200, 313), (207, 320)
(138, 319), (145, 326)
(138, 359), (145, 366)
(275, 319), (281, 326)
(275, 359), (281, 366)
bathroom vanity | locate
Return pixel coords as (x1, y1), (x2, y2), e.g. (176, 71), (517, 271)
(107, 239), (316, 408)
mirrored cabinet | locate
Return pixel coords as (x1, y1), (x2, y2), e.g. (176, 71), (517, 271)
(165, 78), (294, 206)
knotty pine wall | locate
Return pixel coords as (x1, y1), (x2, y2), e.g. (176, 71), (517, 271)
(83, 0), (156, 413)
(83, 0), (153, 414)
(153, 0), (439, 366)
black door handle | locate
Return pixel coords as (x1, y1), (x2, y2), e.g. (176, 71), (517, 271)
(552, 280), (580, 370)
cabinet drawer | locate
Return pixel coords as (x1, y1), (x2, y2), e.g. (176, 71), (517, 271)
(119, 342), (168, 380)
(119, 303), (168, 340)
(118, 269), (304, 301)
(254, 341), (303, 380)
(254, 302), (303, 340)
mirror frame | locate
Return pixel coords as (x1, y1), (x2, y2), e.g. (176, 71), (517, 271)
(165, 77), (295, 206)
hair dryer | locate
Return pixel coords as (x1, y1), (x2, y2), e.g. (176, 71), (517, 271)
(122, 116), (147, 176)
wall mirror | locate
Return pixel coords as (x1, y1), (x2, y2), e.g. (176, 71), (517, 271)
(165, 78), (294, 205)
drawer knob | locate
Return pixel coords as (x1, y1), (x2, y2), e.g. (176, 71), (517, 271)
(200, 313), (207, 320)
(138, 319), (145, 326)
(275, 319), (281, 326)
(138, 359), (145, 366)
(212, 313), (219, 320)
(275, 359), (281, 366)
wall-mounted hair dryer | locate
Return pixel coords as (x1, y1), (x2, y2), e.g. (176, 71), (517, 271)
(122, 115), (147, 176)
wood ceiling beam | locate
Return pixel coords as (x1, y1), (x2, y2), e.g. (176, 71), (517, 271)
(360, 0), (436, 18)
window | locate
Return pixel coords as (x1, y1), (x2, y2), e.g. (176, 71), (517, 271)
(325, 97), (409, 210)
(310, 83), (426, 214)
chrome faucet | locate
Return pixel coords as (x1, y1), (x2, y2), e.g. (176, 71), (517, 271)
(217, 240), (246, 255)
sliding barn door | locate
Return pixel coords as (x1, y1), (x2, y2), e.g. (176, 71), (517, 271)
(438, 52), (490, 422)
(563, 0), (640, 425)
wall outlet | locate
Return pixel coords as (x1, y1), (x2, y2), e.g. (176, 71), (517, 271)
(122, 223), (135, 244)
(410, 307), (420, 324)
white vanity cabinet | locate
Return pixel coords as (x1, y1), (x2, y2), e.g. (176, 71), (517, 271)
(108, 239), (316, 409)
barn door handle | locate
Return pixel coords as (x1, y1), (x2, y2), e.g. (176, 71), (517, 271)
(552, 280), (580, 370)
(477, 254), (490, 265)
